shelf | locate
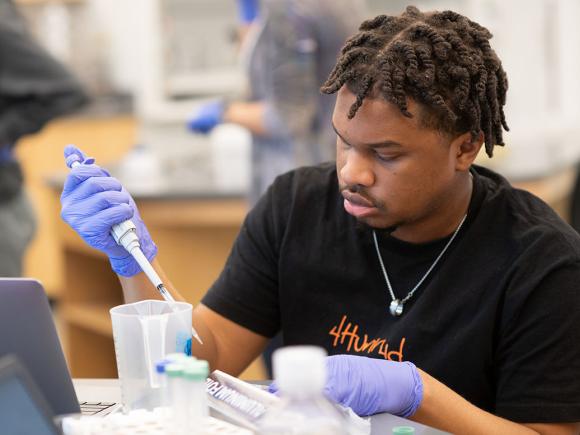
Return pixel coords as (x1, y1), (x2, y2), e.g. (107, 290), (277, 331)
(60, 303), (113, 337)
(138, 199), (248, 228)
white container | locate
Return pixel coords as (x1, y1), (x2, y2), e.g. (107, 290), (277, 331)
(110, 300), (192, 412)
(256, 346), (347, 435)
(210, 123), (251, 191)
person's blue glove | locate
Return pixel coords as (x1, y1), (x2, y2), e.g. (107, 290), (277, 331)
(187, 100), (225, 134)
(268, 355), (423, 417)
(324, 355), (423, 417)
(60, 145), (157, 277)
(236, 0), (259, 24)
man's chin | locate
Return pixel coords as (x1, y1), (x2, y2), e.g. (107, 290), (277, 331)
(354, 216), (399, 234)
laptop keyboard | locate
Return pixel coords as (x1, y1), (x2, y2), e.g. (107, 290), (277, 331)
(79, 401), (118, 416)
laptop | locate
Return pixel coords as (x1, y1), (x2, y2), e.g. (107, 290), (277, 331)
(0, 354), (60, 434)
(0, 278), (119, 416)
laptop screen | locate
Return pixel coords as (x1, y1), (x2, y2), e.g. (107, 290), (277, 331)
(0, 354), (59, 434)
(0, 279), (80, 415)
(0, 376), (59, 434)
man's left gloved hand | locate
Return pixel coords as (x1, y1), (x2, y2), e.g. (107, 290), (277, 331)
(324, 355), (424, 417)
(187, 100), (225, 134)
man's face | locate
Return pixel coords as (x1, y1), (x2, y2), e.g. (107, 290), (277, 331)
(333, 87), (463, 239)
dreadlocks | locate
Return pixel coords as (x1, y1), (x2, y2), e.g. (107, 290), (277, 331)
(321, 6), (509, 157)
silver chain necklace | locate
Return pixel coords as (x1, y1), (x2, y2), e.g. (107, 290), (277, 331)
(372, 214), (467, 317)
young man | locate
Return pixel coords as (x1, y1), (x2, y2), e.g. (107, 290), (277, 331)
(61, 7), (580, 434)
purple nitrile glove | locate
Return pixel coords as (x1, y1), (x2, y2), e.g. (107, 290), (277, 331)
(324, 355), (423, 417)
(60, 145), (157, 277)
(187, 100), (225, 134)
(236, 0), (259, 24)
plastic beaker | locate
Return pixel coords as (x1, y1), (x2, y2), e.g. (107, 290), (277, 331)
(110, 299), (192, 412)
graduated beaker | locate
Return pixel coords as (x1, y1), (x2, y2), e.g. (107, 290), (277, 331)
(110, 299), (192, 412)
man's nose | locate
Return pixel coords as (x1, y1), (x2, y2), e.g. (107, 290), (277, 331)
(340, 149), (375, 188)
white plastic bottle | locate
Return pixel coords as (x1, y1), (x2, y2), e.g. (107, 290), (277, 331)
(184, 359), (209, 433)
(256, 346), (348, 435)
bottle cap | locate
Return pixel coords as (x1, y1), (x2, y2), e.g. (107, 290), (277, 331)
(165, 363), (184, 378)
(183, 360), (209, 381)
(392, 427), (415, 434)
(155, 359), (170, 374)
(273, 346), (327, 396)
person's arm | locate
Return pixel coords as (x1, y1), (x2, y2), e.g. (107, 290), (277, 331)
(223, 101), (267, 136)
(413, 369), (580, 435)
(322, 355), (579, 435)
(118, 258), (269, 375)
(61, 145), (281, 376)
(189, 5), (319, 141)
(324, 260), (580, 434)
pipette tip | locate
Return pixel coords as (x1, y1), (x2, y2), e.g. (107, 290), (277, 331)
(193, 331), (204, 345)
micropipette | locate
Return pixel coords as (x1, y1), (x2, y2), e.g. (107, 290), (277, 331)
(69, 157), (203, 345)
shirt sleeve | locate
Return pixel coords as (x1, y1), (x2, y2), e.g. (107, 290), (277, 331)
(495, 261), (580, 422)
(0, 3), (89, 145)
(201, 181), (286, 338)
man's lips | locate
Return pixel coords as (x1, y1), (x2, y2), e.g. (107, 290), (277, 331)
(342, 191), (374, 207)
(342, 191), (378, 217)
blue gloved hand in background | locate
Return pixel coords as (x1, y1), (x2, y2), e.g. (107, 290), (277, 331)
(324, 355), (423, 417)
(236, 0), (259, 24)
(60, 145), (157, 277)
(187, 100), (225, 134)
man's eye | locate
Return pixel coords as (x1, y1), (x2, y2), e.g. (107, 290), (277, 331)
(376, 152), (398, 162)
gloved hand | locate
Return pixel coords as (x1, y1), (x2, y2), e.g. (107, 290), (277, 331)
(269, 355), (424, 417)
(60, 145), (157, 277)
(236, 0), (259, 24)
(187, 100), (225, 134)
(324, 355), (423, 417)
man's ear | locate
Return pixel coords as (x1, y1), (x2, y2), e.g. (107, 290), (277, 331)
(452, 131), (484, 171)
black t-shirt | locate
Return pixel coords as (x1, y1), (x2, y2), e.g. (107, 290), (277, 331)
(203, 163), (580, 423)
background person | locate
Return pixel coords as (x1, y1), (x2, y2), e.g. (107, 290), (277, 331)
(0, 0), (88, 276)
(187, 0), (367, 204)
(60, 6), (580, 434)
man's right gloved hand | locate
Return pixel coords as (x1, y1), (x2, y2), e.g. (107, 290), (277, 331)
(60, 145), (157, 277)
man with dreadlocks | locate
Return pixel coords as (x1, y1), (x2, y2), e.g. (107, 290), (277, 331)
(60, 6), (580, 433)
